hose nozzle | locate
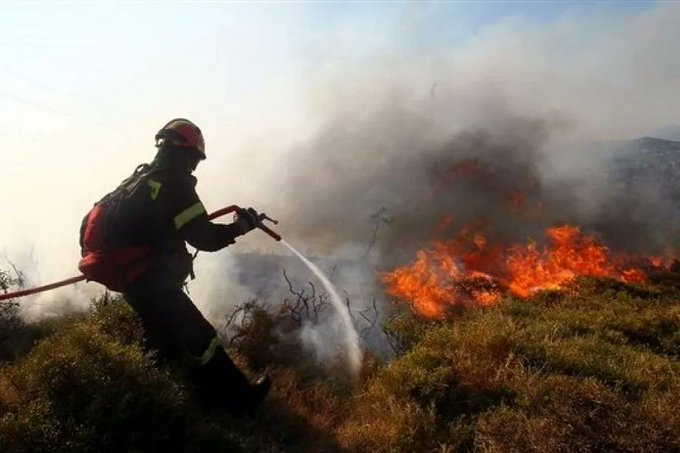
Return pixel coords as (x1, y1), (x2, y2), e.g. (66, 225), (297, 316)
(206, 204), (282, 242)
(261, 213), (279, 225)
(257, 213), (281, 241)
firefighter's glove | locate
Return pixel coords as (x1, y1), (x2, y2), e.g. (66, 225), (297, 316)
(234, 207), (263, 235)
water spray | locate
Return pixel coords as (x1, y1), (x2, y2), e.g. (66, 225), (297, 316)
(0, 204), (363, 377)
(282, 240), (363, 378)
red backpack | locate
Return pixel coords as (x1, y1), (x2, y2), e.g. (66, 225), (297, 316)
(78, 165), (153, 291)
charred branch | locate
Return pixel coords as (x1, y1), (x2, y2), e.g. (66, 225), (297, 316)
(364, 207), (392, 258)
(281, 269), (331, 326)
(223, 300), (260, 346)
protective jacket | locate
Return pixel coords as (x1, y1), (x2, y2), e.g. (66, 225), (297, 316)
(79, 152), (242, 289)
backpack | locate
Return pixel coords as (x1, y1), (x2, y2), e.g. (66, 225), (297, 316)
(78, 165), (153, 291)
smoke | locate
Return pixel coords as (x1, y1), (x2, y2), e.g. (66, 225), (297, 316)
(1, 249), (100, 321)
(218, 4), (680, 368)
(257, 4), (680, 263)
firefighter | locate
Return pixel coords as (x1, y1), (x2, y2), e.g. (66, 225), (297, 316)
(81, 118), (270, 415)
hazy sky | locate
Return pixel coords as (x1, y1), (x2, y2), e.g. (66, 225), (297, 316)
(0, 1), (674, 315)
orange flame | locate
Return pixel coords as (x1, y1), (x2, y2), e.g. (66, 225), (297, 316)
(381, 224), (655, 319)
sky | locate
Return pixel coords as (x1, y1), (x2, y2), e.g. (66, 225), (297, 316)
(0, 0), (677, 318)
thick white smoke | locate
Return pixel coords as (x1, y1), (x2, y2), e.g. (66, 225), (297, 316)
(254, 3), (680, 252)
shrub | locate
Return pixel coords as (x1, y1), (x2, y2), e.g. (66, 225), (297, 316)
(0, 319), (189, 452)
(381, 307), (439, 355)
(0, 295), (353, 452)
(339, 278), (680, 452)
(476, 374), (680, 452)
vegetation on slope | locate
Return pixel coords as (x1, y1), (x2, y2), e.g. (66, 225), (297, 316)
(340, 278), (680, 452)
(0, 272), (679, 452)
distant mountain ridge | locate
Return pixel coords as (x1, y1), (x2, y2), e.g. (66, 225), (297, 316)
(647, 125), (680, 142)
(608, 136), (680, 202)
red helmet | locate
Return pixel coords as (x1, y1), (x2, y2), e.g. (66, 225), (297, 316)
(155, 118), (206, 160)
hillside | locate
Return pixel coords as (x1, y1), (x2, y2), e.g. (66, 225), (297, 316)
(1, 275), (679, 452)
(609, 137), (680, 197)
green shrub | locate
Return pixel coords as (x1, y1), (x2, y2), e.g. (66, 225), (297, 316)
(476, 374), (680, 452)
(0, 320), (188, 452)
(381, 307), (439, 355)
(339, 278), (680, 452)
(87, 293), (145, 347)
(0, 295), (353, 452)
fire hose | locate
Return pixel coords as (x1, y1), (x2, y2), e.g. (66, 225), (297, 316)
(0, 204), (281, 302)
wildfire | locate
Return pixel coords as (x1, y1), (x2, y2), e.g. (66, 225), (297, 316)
(381, 224), (653, 319)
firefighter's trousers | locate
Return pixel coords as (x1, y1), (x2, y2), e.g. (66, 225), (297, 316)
(123, 274), (252, 412)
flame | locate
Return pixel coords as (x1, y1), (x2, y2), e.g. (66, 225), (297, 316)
(506, 226), (644, 297)
(381, 224), (658, 319)
(650, 257), (664, 268)
(648, 248), (679, 269)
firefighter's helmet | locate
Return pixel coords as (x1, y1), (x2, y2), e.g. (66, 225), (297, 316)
(155, 118), (206, 160)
